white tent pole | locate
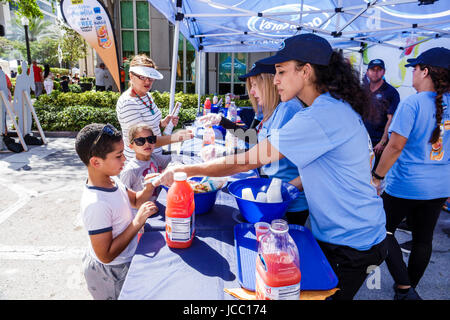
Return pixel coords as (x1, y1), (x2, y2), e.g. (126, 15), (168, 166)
(169, 6), (182, 116)
(197, 52), (201, 115)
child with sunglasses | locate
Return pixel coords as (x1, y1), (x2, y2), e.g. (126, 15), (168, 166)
(75, 123), (160, 300)
(120, 123), (163, 203)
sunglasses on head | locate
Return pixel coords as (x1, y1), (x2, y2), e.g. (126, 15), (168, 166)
(133, 135), (157, 146)
(90, 123), (117, 155)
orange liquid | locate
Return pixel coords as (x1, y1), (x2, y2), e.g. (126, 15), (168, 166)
(256, 252), (301, 300)
(165, 179), (195, 248)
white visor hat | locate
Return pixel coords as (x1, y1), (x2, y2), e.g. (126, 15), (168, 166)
(129, 66), (163, 80)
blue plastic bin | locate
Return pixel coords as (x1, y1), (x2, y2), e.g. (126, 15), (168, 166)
(162, 177), (221, 215)
(228, 178), (300, 223)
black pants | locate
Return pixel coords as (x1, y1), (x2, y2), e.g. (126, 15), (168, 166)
(285, 210), (309, 226)
(381, 192), (446, 288)
(318, 238), (388, 300)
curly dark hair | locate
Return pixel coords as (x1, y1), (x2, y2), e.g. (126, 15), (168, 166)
(418, 64), (450, 144)
(75, 123), (123, 166)
(296, 50), (370, 119)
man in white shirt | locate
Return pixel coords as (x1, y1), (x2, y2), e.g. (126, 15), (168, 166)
(95, 63), (108, 91)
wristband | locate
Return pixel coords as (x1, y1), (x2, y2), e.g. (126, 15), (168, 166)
(371, 170), (384, 180)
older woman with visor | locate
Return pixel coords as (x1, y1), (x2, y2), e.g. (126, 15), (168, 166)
(116, 54), (193, 170)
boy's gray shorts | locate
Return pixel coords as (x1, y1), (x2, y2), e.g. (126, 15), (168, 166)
(82, 252), (131, 300)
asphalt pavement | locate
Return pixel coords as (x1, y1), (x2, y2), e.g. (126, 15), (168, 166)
(0, 136), (448, 300)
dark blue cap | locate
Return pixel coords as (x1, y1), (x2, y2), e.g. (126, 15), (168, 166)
(258, 33), (333, 66)
(238, 61), (275, 81)
(368, 59), (385, 70)
(405, 47), (450, 70)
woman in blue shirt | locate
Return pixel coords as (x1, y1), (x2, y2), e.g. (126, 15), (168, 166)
(372, 47), (450, 300)
(159, 34), (387, 300)
(199, 61), (309, 225)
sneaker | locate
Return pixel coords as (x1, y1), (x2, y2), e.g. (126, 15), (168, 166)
(397, 220), (412, 234)
(400, 240), (413, 254)
(393, 286), (422, 300)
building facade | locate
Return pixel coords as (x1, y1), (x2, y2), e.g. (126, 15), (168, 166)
(115, 0), (272, 95)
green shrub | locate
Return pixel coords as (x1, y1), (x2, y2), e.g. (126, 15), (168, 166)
(33, 90), (249, 132)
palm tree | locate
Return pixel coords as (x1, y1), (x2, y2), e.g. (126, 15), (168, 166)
(7, 16), (59, 42)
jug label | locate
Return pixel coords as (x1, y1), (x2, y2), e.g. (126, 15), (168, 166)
(166, 216), (193, 242)
(255, 273), (300, 300)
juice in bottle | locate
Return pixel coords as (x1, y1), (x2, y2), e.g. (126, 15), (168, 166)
(202, 126), (215, 147)
(255, 219), (301, 300)
(165, 172), (195, 248)
(203, 98), (211, 116)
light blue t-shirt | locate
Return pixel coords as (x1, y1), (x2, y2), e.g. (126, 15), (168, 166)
(258, 98), (308, 212)
(386, 91), (450, 200)
(269, 92), (386, 250)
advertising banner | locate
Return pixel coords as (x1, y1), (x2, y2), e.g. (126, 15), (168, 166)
(60, 0), (121, 90)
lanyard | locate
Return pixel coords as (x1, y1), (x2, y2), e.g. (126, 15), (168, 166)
(131, 88), (155, 115)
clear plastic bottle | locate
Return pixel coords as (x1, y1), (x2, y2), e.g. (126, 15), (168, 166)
(227, 101), (238, 123)
(266, 178), (283, 203)
(256, 219), (301, 300)
(225, 130), (238, 154)
(202, 126), (215, 147)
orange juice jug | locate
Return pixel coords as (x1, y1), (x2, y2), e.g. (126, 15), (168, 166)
(255, 219), (301, 300)
(165, 172), (195, 248)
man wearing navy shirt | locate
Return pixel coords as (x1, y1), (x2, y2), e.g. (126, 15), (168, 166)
(363, 59), (400, 170)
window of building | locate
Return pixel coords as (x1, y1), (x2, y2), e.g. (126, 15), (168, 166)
(120, 0), (151, 84)
(218, 52), (247, 95)
(175, 34), (196, 93)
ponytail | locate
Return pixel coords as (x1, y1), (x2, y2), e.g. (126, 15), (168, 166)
(419, 64), (450, 144)
(306, 51), (369, 118)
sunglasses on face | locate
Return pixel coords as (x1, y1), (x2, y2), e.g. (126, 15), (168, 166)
(133, 135), (157, 146)
(130, 72), (153, 82)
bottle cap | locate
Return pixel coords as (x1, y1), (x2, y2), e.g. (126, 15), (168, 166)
(174, 172), (187, 181)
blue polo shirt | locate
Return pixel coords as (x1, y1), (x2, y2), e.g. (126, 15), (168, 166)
(269, 92), (386, 250)
(363, 81), (400, 144)
(386, 91), (450, 200)
(258, 98), (308, 212)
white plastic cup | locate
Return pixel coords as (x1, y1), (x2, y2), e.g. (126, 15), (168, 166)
(241, 188), (255, 201)
(255, 192), (267, 203)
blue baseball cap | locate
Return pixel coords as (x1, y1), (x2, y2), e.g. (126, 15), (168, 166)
(368, 59), (385, 70)
(405, 47), (450, 70)
(258, 33), (333, 66)
(238, 61), (275, 81)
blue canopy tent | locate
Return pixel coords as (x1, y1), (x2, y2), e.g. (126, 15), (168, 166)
(147, 0), (450, 113)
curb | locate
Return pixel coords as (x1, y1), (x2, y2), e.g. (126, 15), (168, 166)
(6, 131), (79, 138)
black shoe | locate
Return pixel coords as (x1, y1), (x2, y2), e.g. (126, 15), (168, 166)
(393, 286), (422, 300)
(400, 240), (413, 254)
(397, 220), (412, 234)
(24, 134), (43, 146)
(2, 135), (24, 153)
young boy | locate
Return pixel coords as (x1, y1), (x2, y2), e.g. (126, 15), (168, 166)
(120, 123), (162, 202)
(75, 123), (160, 300)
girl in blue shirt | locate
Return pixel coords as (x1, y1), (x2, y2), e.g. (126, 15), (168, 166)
(199, 61), (309, 224)
(372, 47), (450, 300)
(160, 34), (387, 300)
